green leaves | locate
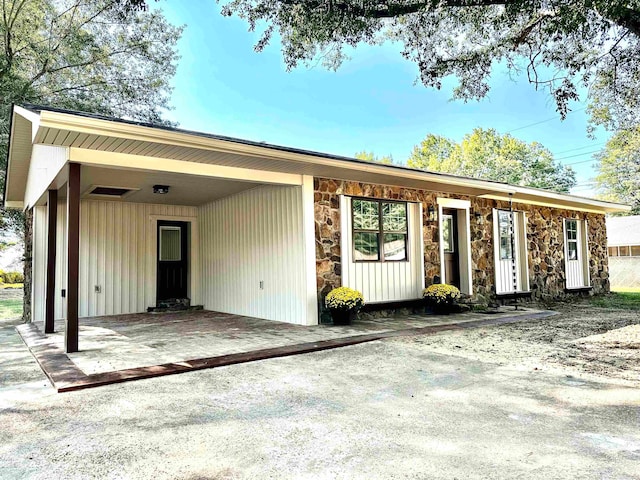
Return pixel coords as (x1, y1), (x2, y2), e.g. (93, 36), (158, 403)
(595, 128), (640, 214)
(354, 150), (395, 164)
(407, 128), (576, 192)
(219, 0), (640, 130)
(0, 0), (183, 234)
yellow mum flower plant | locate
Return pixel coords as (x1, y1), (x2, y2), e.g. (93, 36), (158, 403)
(422, 284), (461, 306)
(325, 286), (365, 311)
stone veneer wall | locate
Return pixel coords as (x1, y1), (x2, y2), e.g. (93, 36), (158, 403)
(314, 177), (609, 307)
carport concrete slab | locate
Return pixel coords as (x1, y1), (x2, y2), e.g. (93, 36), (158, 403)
(16, 308), (556, 392)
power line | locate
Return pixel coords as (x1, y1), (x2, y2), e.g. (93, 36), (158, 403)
(553, 142), (606, 155)
(506, 107), (586, 134)
(555, 149), (602, 162)
(565, 157), (600, 166)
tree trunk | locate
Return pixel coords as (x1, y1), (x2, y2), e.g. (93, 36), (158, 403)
(22, 208), (32, 323)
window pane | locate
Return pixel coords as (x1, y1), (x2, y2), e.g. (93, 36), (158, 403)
(382, 202), (407, 232)
(620, 246), (630, 256)
(631, 246), (640, 256)
(498, 211), (512, 237)
(608, 246), (618, 257)
(566, 220), (577, 240)
(567, 241), (578, 261)
(500, 236), (513, 260)
(383, 233), (406, 261)
(353, 199), (379, 230)
(160, 227), (181, 261)
(354, 232), (379, 261)
(498, 211), (513, 260)
(442, 215), (454, 253)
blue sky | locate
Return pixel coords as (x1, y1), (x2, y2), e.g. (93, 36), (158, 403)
(158, 1), (607, 197)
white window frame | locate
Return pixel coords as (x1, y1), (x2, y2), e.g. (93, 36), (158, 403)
(351, 197), (409, 263)
(340, 195), (425, 303)
(563, 218), (591, 289)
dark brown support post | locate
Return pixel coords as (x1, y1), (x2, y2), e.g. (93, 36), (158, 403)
(45, 189), (58, 334)
(65, 163), (81, 353)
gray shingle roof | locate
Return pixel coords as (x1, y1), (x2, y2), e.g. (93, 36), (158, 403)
(606, 215), (640, 246)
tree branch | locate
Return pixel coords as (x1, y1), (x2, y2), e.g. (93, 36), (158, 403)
(603, 6), (640, 37)
(278, 0), (511, 19)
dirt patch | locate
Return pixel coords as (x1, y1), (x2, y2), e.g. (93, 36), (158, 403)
(578, 324), (640, 349)
(394, 301), (640, 386)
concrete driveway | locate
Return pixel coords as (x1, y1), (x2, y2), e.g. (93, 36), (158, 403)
(1, 315), (639, 480)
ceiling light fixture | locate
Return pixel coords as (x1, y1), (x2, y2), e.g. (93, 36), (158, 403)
(153, 185), (170, 195)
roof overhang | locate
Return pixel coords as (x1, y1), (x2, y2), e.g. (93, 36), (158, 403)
(5, 105), (632, 214)
(3, 106), (41, 209)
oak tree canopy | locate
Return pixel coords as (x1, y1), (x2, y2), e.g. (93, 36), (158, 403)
(214, 0), (640, 130)
(0, 0), (182, 233)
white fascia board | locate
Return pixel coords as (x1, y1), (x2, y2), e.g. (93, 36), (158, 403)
(5, 108), (40, 207)
(39, 111), (518, 193)
(508, 186), (631, 212)
(14, 106), (41, 141)
(4, 200), (24, 209)
(478, 194), (628, 214)
(68, 147), (304, 186)
(40, 109), (631, 213)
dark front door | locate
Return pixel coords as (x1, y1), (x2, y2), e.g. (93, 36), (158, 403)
(442, 209), (460, 288)
(157, 221), (188, 302)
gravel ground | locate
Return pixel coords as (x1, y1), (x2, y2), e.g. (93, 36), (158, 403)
(394, 300), (640, 386)
(1, 300), (639, 479)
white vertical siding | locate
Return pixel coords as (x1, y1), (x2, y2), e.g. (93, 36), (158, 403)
(55, 199), (68, 320)
(198, 185), (308, 325)
(39, 199), (197, 320)
(24, 145), (67, 208)
(32, 206), (47, 323)
(341, 196), (424, 303)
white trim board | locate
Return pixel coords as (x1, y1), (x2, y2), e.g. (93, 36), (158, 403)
(302, 175), (320, 325)
(69, 148), (304, 186)
(437, 197), (473, 295)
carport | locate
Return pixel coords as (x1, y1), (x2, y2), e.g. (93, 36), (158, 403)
(6, 105), (319, 354)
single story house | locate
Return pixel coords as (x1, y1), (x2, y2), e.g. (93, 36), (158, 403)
(3, 105), (630, 352)
(606, 215), (640, 288)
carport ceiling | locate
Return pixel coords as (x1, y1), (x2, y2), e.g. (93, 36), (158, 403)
(78, 166), (260, 206)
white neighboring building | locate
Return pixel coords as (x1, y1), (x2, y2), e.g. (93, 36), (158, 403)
(606, 215), (640, 288)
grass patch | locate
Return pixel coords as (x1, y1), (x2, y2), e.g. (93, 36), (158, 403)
(591, 291), (640, 310)
(0, 283), (23, 289)
(0, 298), (23, 320)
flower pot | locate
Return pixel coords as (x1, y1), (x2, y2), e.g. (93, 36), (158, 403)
(425, 301), (453, 315)
(330, 308), (357, 325)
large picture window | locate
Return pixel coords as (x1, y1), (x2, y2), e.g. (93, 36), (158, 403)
(352, 198), (408, 261)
